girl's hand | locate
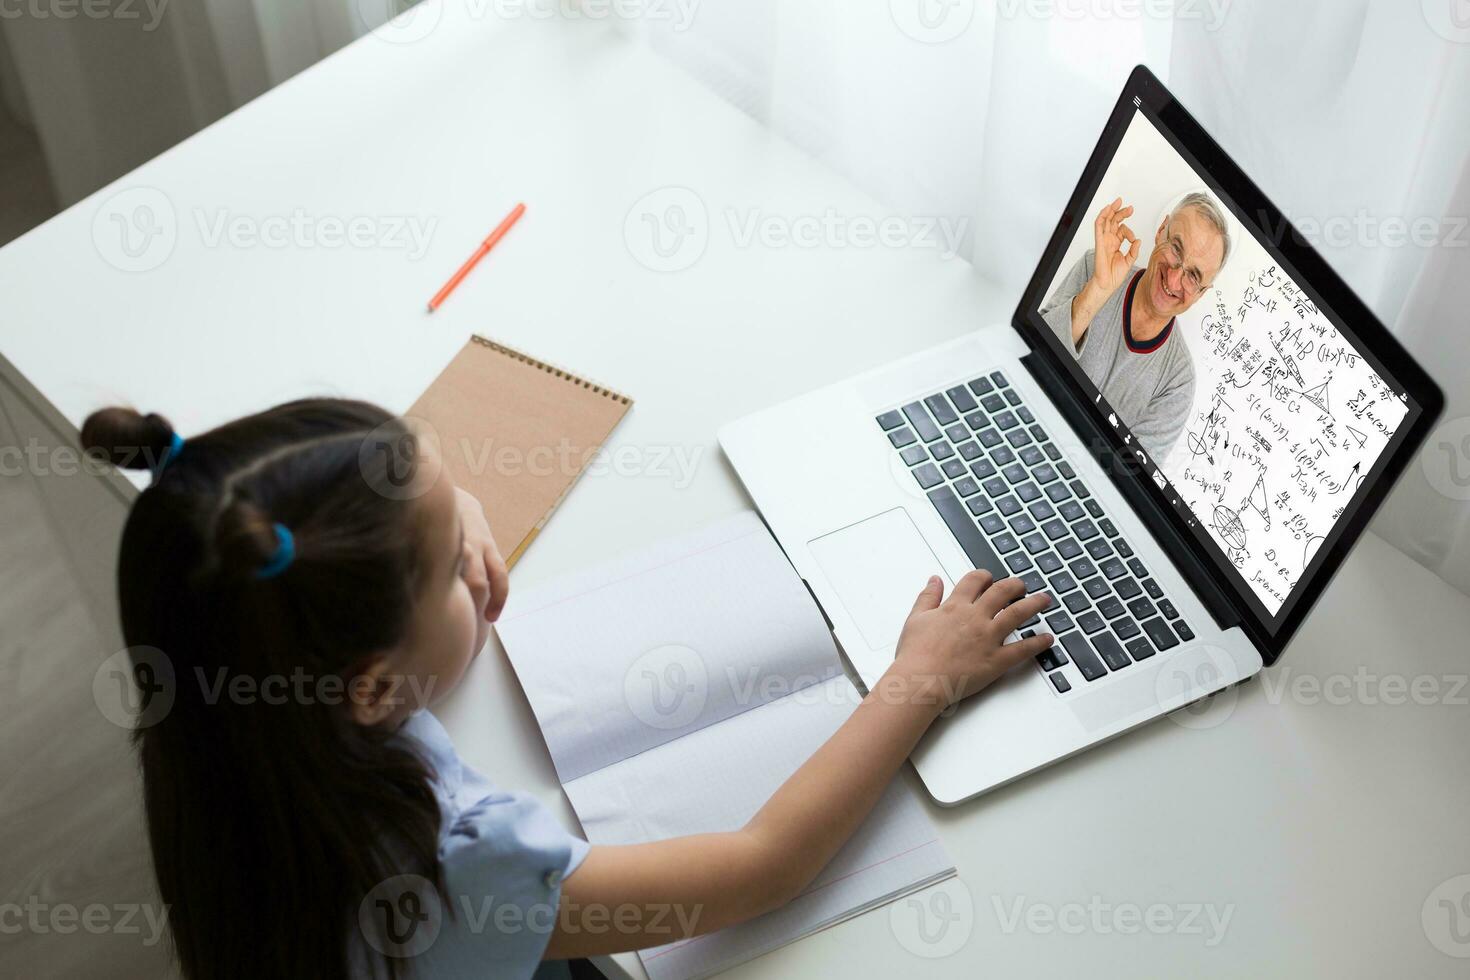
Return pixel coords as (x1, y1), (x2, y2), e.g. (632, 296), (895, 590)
(891, 570), (1055, 711)
(454, 487), (510, 651)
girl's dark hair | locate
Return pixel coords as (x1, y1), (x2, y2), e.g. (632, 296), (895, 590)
(82, 400), (443, 980)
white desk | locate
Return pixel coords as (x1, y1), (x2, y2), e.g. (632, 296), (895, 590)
(3, 8), (1468, 978)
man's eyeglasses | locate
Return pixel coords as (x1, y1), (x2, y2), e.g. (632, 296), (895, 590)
(1162, 227), (1213, 298)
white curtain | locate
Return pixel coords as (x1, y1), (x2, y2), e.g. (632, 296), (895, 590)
(631, 0), (1470, 595)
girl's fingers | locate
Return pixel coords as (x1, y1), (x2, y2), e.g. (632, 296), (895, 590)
(996, 592), (1053, 634)
(997, 632), (1056, 663)
(975, 576), (1028, 617)
(950, 569), (993, 605)
(485, 549), (511, 622)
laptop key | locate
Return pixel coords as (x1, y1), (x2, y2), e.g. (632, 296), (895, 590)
(1114, 577), (1143, 600)
(957, 441), (982, 461)
(902, 402), (941, 442)
(945, 424), (968, 444)
(1083, 577), (1111, 600)
(990, 371), (1009, 387)
(1006, 553), (1033, 573)
(1045, 481), (1072, 503)
(1037, 647), (1063, 671)
(1142, 578), (1164, 599)
(1056, 539), (1083, 560)
(1007, 428), (1033, 449)
(1078, 611), (1106, 634)
(970, 459), (997, 480)
(1127, 557), (1148, 578)
(1029, 424), (1048, 443)
(1005, 389), (1021, 406)
(1099, 518), (1119, 537)
(1060, 633), (1108, 681)
(1070, 480), (1091, 499)
(993, 533), (1020, 554)
(955, 477), (980, 498)
(947, 386), (978, 413)
(1100, 558), (1127, 580)
(1115, 539), (1134, 558)
(1049, 571), (1077, 594)
(1015, 483), (1042, 503)
(913, 463), (943, 489)
(1022, 533), (1048, 555)
(969, 376), (994, 396)
(991, 445), (1016, 465)
(901, 445), (928, 466)
(877, 410), (905, 430)
(930, 441), (955, 461)
(1063, 590), (1090, 614)
(942, 459), (967, 479)
(981, 394), (1006, 413)
(1020, 445), (1045, 466)
(1021, 571), (1047, 593)
(1175, 622), (1195, 642)
(996, 496), (1022, 516)
(1086, 538), (1113, 560)
(890, 427), (917, 448)
(980, 514), (1006, 534)
(1126, 637), (1156, 661)
(927, 486), (1008, 579)
(925, 394), (958, 426)
(1127, 597), (1156, 620)
(1141, 617), (1179, 651)
(978, 428), (1003, 448)
(1058, 461), (1077, 480)
(965, 411), (988, 430)
(983, 476), (1008, 497)
(1009, 514), (1037, 534)
(1037, 553), (1063, 574)
(1059, 501), (1086, 521)
(1097, 596), (1126, 620)
(1158, 598), (1180, 620)
(1112, 619), (1141, 641)
(967, 495), (994, 517)
(1042, 518), (1069, 540)
(1068, 557), (1097, 580)
(1045, 610), (1074, 634)
(1018, 407), (1036, 424)
(994, 411), (1018, 431)
(1033, 463), (1057, 484)
(1003, 463), (1027, 484)
(1075, 519), (1100, 541)
(1042, 442), (1062, 461)
(1093, 633), (1132, 671)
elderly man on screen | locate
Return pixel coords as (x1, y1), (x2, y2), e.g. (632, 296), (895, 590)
(1041, 192), (1231, 460)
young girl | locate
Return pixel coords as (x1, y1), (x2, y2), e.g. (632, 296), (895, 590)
(83, 398), (1054, 980)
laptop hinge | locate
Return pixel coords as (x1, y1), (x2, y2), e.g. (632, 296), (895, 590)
(1019, 351), (1241, 633)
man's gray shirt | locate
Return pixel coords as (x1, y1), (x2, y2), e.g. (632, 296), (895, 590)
(1040, 249), (1196, 459)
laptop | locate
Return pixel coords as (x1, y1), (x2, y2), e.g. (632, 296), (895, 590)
(718, 66), (1444, 805)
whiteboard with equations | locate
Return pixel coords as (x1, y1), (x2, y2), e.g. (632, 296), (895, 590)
(1158, 264), (1410, 617)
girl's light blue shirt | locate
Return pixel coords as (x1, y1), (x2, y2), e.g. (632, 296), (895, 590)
(354, 710), (591, 979)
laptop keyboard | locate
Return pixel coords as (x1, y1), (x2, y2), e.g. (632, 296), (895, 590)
(876, 370), (1195, 695)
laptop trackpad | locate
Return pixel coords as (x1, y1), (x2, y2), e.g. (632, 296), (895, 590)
(809, 508), (953, 651)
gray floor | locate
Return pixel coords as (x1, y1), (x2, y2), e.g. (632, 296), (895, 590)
(0, 406), (172, 979)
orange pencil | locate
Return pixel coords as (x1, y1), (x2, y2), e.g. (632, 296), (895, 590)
(427, 203), (526, 312)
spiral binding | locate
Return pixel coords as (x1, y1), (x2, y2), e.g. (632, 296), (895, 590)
(471, 335), (633, 406)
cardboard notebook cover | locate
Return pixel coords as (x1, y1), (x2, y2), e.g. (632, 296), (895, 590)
(408, 335), (633, 566)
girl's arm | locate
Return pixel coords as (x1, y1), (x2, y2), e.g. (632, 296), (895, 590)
(545, 570), (1053, 958)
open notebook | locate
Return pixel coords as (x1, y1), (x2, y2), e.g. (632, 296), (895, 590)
(496, 512), (954, 980)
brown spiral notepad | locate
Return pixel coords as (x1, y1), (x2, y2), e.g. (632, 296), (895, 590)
(408, 335), (633, 567)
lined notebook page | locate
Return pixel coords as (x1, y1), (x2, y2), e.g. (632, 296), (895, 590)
(496, 512), (954, 980)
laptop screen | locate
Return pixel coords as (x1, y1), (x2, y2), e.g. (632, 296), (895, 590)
(1019, 90), (1425, 635)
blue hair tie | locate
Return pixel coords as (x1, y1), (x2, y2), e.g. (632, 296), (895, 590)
(151, 432), (185, 483)
(255, 523), (296, 580)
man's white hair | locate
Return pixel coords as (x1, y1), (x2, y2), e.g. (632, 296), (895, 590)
(1171, 191), (1232, 272)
